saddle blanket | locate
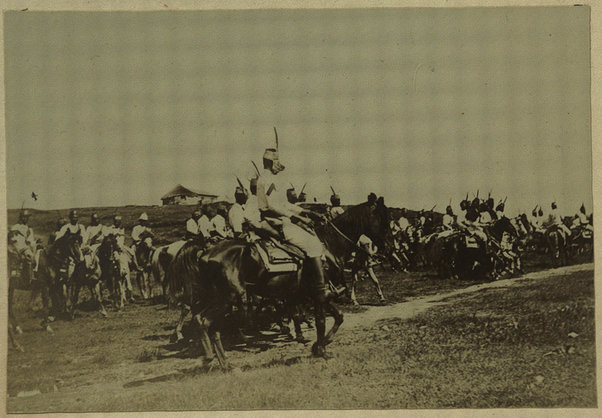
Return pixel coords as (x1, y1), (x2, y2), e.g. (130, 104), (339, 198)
(254, 239), (302, 273)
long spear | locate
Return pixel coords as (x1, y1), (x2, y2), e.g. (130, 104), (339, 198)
(273, 127), (279, 150)
(251, 161), (261, 177)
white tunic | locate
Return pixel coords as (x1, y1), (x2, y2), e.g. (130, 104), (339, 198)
(211, 214), (228, 238)
(55, 223), (87, 241)
(86, 224), (106, 246)
(198, 215), (212, 238)
(132, 224), (152, 243)
(186, 218), (200, 236)
(228, 203), (246, 234)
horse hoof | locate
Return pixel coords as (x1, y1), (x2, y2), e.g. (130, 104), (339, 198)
(311, 343), (329, 358)
(100, 311), (108, 318)
(352, 300), (360, 306)
(296, 335), (311, 344)
(15, 326), (23, 335)
(46, 325), (54, 334)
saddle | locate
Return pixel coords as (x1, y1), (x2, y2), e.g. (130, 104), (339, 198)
(254, 238), (305, 273)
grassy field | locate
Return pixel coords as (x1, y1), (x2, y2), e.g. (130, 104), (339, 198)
(6, 264), (595, 412)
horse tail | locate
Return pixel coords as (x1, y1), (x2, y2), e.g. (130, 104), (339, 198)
(165, 241), (203, 306)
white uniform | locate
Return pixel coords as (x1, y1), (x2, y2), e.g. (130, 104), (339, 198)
(198, 215), (212, 238)
(330, 206), (345, 218)
(244, 195), (261, 224)
(257, 169), (324, 258)
(397, 217), (410, 231)
(228, 203), (246, 234)
(55, 223), (87, 241)
(186, 218), (201, 236)
(86, 224), (106, 247)
(10, 223), (36, 250)
(132, 224), (152, 245)
(211, 214), (229, 238)
(442, 214), (454, 230)
(479, 211), (493, 225)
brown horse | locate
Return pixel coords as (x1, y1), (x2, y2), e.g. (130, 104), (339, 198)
(166, 198), (393, 369)
(35, 231), (84, 328)
(98, 234), (128, 310)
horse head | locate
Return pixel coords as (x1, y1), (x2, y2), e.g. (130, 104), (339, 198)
(327, 197), (395, 260)
(57, 231), (84, 264)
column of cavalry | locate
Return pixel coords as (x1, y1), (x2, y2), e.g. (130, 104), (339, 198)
(7, 128), (594, 367)
(388, 193), (593, 280)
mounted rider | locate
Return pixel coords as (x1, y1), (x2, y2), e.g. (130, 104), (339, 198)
(571, 203), (593, 236)
(210, 207), (231, 240)
(85, 213), (106, 248)
(328, 187), (345, 219)
(131, 212), (154, 270)
(108, 214), (135, 301)
(457, 196), (488, 245)
(256, 129), (332, 303)
(9, 209), (37, 280)
(544, 202), (571, 239)
(11, 209), (36, 254)
(55, 210), (87, 242)
(54, 210), (86, 282)
(49, 217), (69, 245)
(437, 205), (456, 238)
(228, 185), (249, 239)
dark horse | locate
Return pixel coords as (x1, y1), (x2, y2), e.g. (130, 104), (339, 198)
(35, 231), (84, 327)
(166, 197), (393, 369)
(98, 234), (128, 310)
(442, 218), (517, 280)
(133, 231), (155, 300)
(545, 225), (569, 267)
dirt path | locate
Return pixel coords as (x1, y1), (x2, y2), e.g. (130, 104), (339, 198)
(340, 263), (594, 330)
(7, 263), (594, 413)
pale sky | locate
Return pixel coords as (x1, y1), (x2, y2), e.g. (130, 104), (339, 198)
(4, 7), (592, 216)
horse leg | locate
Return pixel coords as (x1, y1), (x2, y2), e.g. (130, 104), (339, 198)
(292, 305), (310, 343)
(211, 329), (230, 370)
(366, 267), (385, 303)
(172, 304), (190, 342)
(8, 285), (22, 334)
(92, 282), (108, 317)
(8, 326), (24, 353)
(70, 282), (81, 319)
(350, 272), (359, 306)
(323, 301), (344, 346)
(119, 277), (127, 309)
(193, 313), (217, 366)
(311, 301), (328, 358)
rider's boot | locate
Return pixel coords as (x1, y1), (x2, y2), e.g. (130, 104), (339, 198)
(306, 256), (332, 304)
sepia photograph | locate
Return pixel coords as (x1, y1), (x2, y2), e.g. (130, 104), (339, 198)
(3, 4), (597, 413)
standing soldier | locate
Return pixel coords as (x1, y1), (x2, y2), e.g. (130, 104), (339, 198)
(328, 187), (344, 219)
